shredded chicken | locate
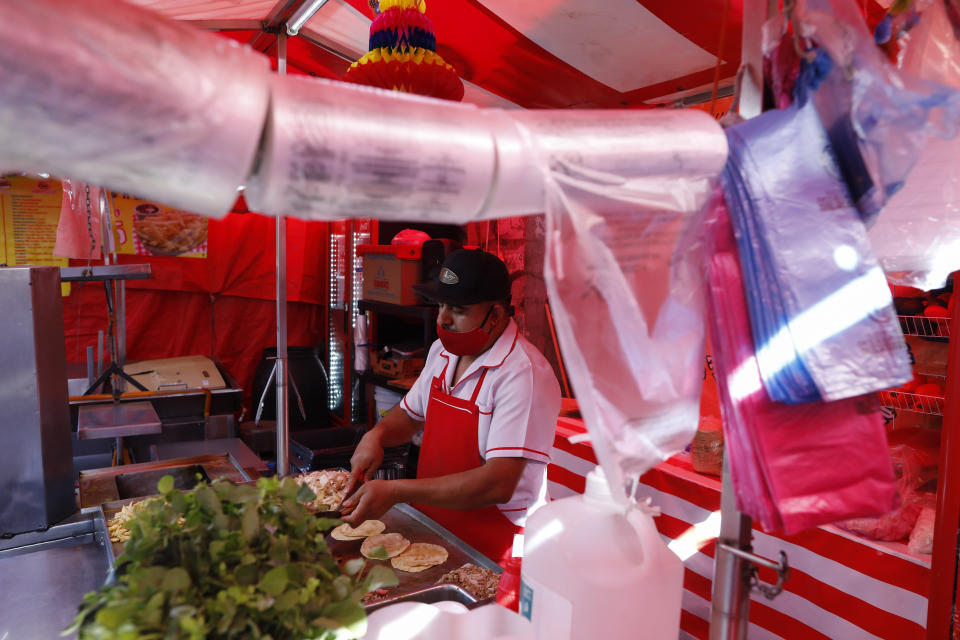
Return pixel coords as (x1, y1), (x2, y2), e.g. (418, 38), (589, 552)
(294, 470), (350, 512)
(436, 563), (501, 600)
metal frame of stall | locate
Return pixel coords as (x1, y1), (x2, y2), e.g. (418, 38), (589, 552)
(191, 1), (960, 636)
(710, 2), (960, 639)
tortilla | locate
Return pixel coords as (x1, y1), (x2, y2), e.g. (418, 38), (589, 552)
(391, 542), (449, 573)
(330, 519), (386, 541)
(360, 532), (411, 559)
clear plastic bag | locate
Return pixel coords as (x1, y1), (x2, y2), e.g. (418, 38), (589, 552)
(536, 109), (728, 499)
(723, 97), (911, 403)
(866, 0), (960, 289)
(796, 0), (960, 227)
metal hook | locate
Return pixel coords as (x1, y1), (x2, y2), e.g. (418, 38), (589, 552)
(717, 544), (791, 600)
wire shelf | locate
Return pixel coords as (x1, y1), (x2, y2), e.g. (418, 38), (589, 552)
(878, 390), (944, 416)
(899, 315), (951, 338)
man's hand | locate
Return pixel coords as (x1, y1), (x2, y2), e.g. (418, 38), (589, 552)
(339, 479), (398, 525)
(346, 429), (384, 496)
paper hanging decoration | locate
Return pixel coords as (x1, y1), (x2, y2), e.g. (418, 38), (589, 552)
(344, 0), (464, 101)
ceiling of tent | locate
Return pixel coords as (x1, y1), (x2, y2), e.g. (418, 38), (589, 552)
(129, 0), (746, 109)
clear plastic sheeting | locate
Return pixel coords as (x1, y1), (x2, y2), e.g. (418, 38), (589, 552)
(723, 98), (911, 404)
(796, 0), (960, 227)
(867, 0), (960, 290)
(534, 109), (728, 500)
(0, 0), (270, 217)
(54, 181), (103, 260)
(706, 198), (898, 534)
(246, 75), (498, 222)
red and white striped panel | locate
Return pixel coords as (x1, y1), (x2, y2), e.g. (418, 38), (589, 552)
(133, 0), (893, 108)
(548, 419), (931, 640)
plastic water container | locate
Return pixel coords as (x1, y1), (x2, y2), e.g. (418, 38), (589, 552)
(520, 467), (683, 640)
(374, 385), (404, 418)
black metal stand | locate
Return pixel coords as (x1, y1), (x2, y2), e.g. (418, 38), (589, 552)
(78, 273), (151, 399)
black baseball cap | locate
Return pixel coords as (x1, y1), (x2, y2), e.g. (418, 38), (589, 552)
(413, 249), (511, 305)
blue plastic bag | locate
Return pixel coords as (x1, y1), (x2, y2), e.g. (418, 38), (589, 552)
(722, 96), (911, 403)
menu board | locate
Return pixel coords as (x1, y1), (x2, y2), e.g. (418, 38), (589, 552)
(0, 176), (69, 293)
(110, 193), (208, 259)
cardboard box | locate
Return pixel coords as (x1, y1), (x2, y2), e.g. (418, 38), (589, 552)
(360, 246), (422, 305)
(123, 355), (226, 391)
(372, 351), (425, 379)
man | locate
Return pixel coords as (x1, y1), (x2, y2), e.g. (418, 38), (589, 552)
(341, 248), (561, 564)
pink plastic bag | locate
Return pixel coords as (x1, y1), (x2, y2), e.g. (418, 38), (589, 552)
(706, 196), (899, 534)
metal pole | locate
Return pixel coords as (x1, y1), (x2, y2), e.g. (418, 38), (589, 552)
(927, 271), (960, 639)
(709, 0), (772, 637)
(275, 29), (290, 478)
(710, 454), (754, 640)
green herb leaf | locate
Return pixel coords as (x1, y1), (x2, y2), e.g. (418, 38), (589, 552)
(343, 559), (365, 577)
(156, 475), (174, 494)
(366, 545), (390, 561)
(162, 567), (192, 592)
(259, 566), (288, 597)
(320, 600), (367, 638)
(241, 506), (259, 542)
(365, 565), (399, 592)
(297, 483), (317, 504)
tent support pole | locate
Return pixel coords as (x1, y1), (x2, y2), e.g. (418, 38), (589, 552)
(709, 0), (774, 637)
(275, 28), (290, 478)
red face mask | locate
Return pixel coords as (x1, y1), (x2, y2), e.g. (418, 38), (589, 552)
(437, 305), (495, 356)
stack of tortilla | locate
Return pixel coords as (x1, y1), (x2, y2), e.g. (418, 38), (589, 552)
(360, 533), (411, 559)
(336, 520), (449, 572)
(331, 520), (386, 541)
(391, 543), (449, 572)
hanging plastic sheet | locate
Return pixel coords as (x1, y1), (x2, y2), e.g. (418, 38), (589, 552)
(723, 96), (912, 404)
(531, 109), (728, 500)
(0, 0), (270, 217)
(705, 197), (898, 534)
(54, 180), (103, 260)
(795, 0), (960, 226)
(867, 0), (960, 289)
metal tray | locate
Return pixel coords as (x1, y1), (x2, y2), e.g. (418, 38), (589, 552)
(97, 495), (502, 612)
(97, 496), (147, 574)
(79, 453), (250, 508)
(326, 503), (502, 610)
(364, 584), (480, 613)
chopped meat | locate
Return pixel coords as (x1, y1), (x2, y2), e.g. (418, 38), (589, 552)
(293, 470), (349, 512)
(436, 563), (501, 600)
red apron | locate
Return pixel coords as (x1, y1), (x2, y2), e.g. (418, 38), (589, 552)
(415, 358), (523, 566)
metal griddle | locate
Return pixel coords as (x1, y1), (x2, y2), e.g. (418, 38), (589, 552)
(326, 503), (503, 609)
(100, 500), (502, 610)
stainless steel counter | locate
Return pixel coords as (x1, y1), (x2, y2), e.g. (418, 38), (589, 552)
(0, 511), (110, 639)
(0, 502), (501, 637)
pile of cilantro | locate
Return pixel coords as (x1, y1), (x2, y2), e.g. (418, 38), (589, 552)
(66, 475), (397, 639)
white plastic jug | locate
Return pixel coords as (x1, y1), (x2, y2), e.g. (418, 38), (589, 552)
(520, 468), (683, 640)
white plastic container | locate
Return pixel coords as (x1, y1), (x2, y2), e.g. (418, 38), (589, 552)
(374, 385), (404, 419)
(520, 467), (683, 640)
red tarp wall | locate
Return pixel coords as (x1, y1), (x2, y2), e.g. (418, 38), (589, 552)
(63, 212), (330, 415)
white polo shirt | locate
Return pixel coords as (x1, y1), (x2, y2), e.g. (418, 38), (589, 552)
(401, 319), (562, 525)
